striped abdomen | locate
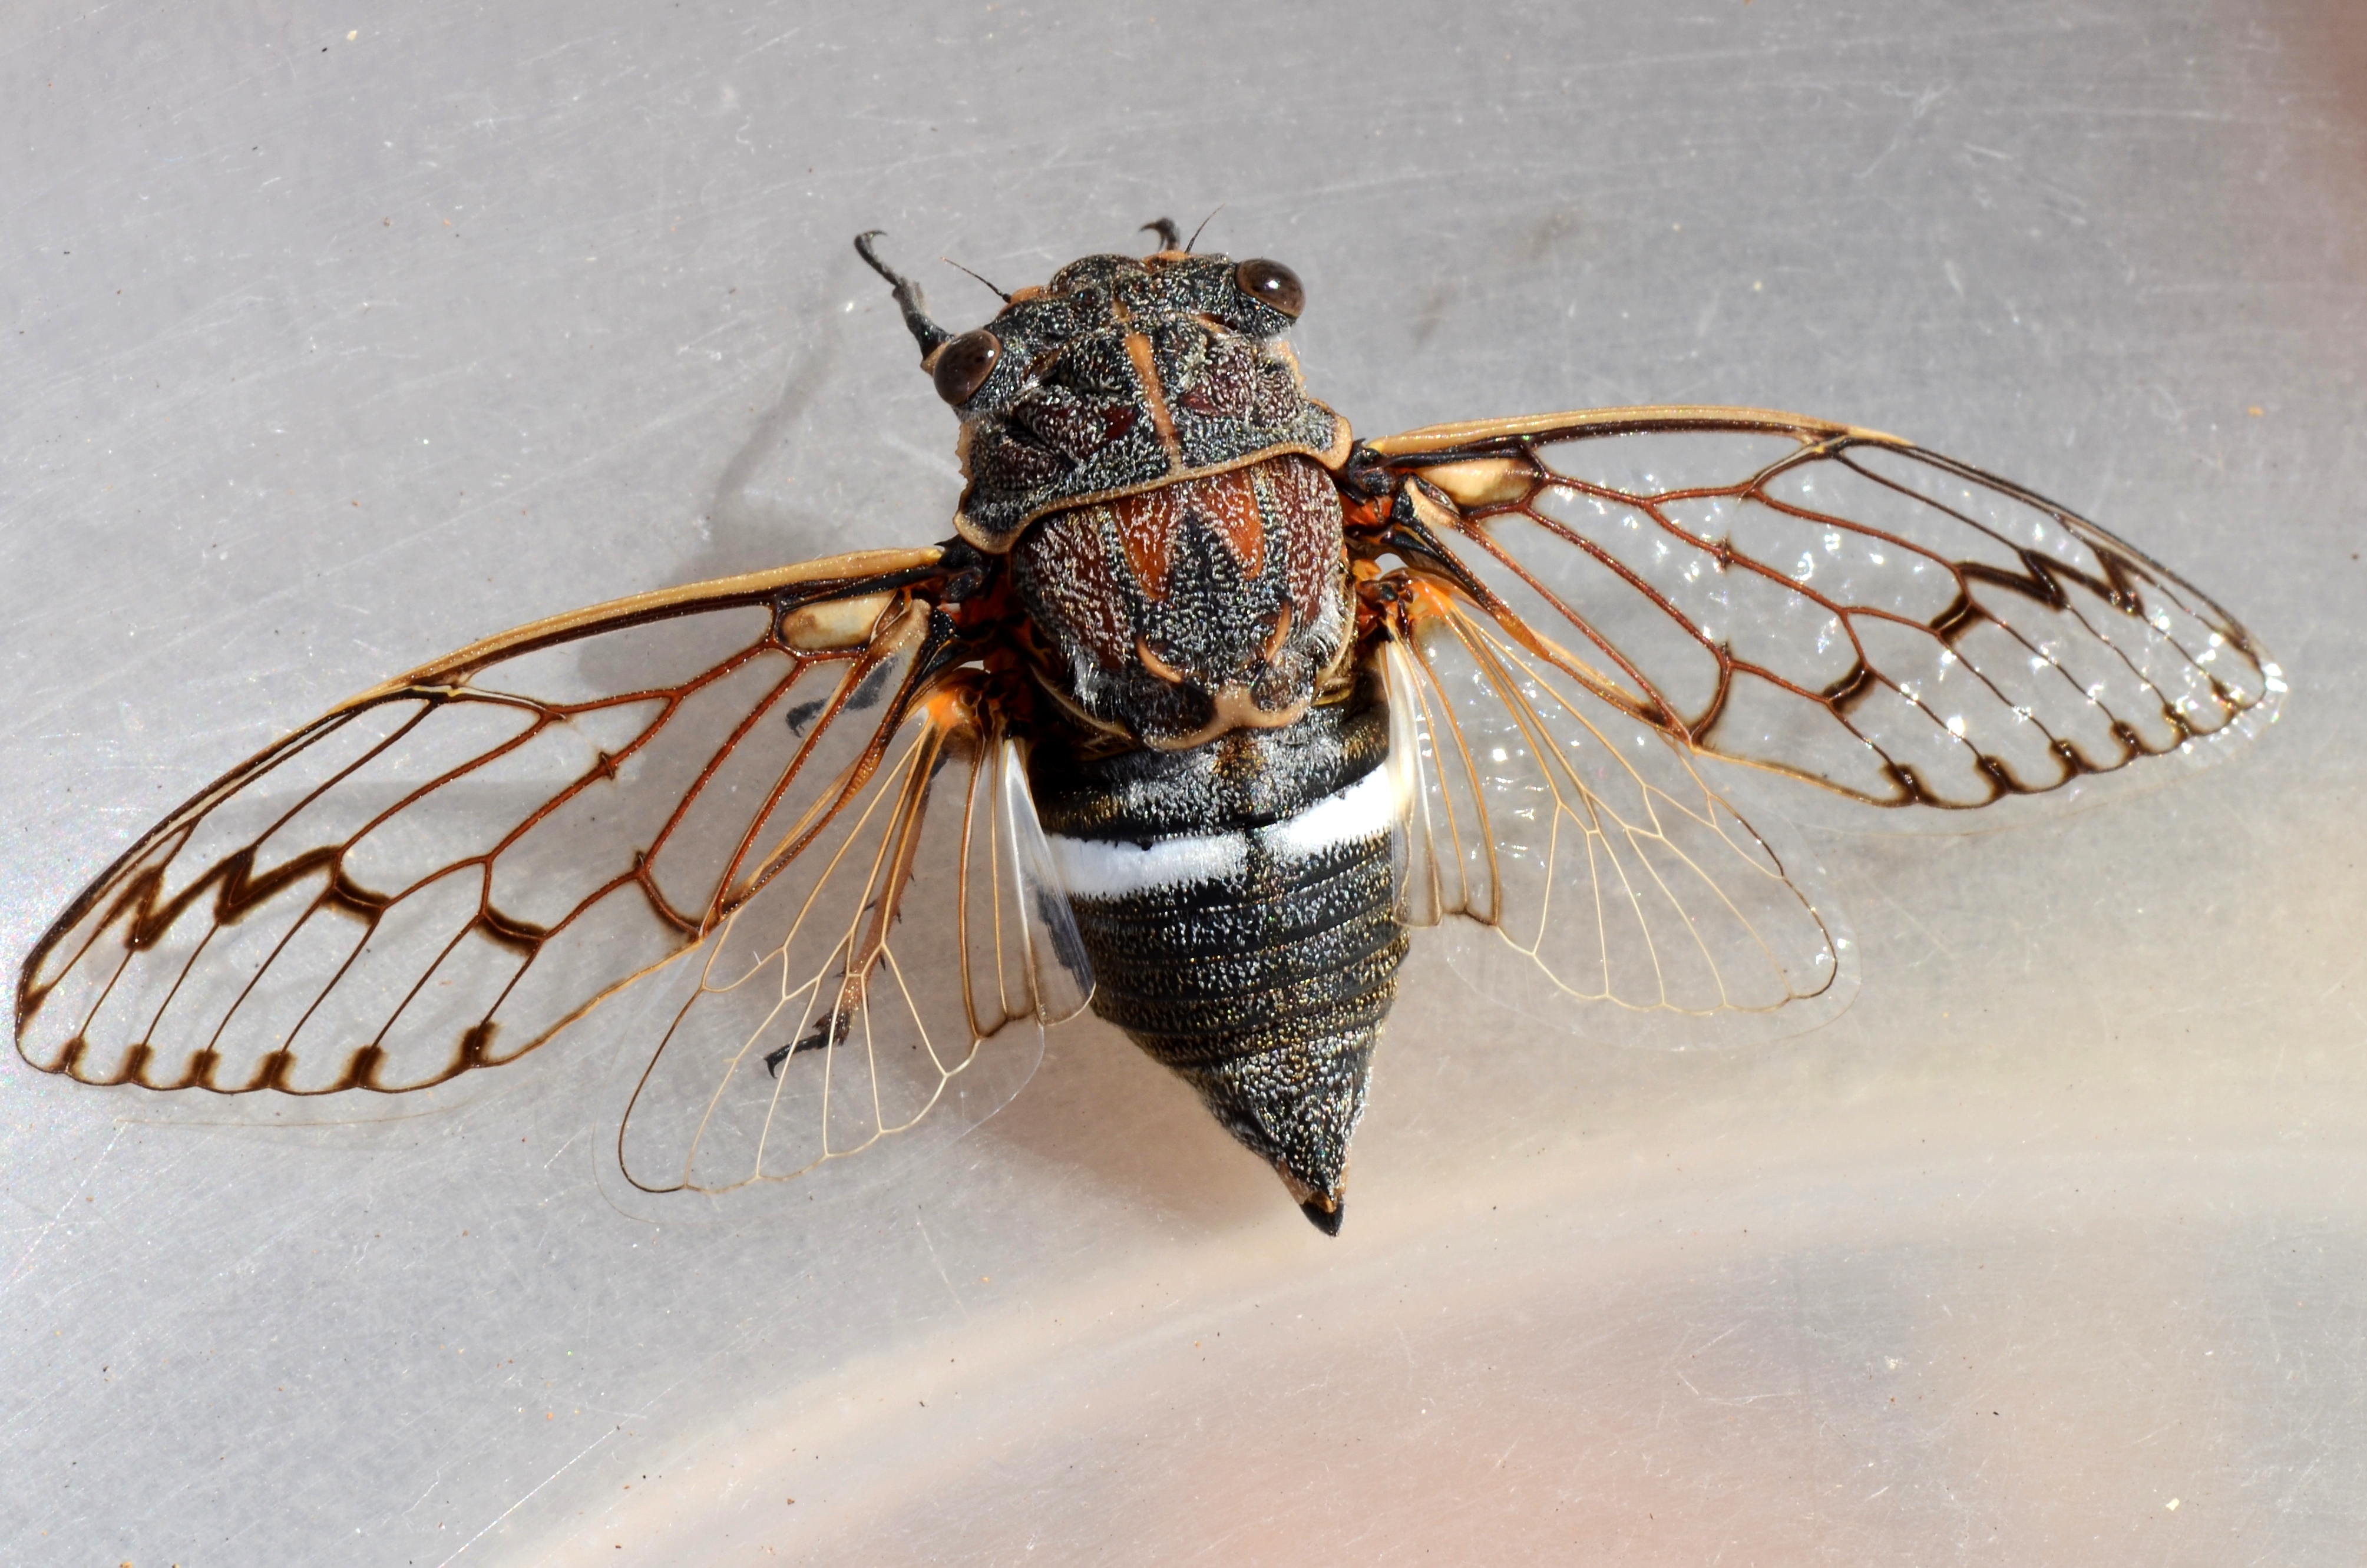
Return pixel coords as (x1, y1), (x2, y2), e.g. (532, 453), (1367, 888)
(1029, 686), (1402, 1233)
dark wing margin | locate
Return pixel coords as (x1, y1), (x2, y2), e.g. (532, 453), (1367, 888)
(1354, 406), (2284, 812)
(11, 547), (1028, 1104)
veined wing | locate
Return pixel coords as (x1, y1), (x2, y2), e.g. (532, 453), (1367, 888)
(14, 548), (991, 1102)
(1357, 407), (2284, 813)
(616, 706), (1089, 1195)
(1378, 576), (1852, 1044)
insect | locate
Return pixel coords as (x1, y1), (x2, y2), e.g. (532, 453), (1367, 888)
(14, 220), (2283, 1233)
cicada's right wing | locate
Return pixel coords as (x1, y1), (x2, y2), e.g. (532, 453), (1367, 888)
(1378, 577), (1853, 1047)
(1358, 407), (2283, 819)
(1353, 404), (2286, 1043)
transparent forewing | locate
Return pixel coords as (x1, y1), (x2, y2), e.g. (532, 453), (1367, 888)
(615, 710), (1090, 1195)
(1381, 578), (1849, 1033)
(14, 549), (950, 1098)
(1366, 408), (2285, 810)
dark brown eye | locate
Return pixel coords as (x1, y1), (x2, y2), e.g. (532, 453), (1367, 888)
(931, 330), (1001, 405)
(1234, 258), (1304, 319)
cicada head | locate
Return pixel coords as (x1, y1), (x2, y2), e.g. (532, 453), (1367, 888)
(858, 233), (1353, 553)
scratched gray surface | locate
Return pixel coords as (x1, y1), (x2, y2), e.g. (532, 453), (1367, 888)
(4, 1), (2363, 1563)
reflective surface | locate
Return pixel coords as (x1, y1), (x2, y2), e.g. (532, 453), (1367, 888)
(4, 2), (2361, 1563)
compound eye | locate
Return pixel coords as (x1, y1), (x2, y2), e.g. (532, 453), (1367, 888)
(1234, 258), (1304, 319)
(931, 330), (1001, 405)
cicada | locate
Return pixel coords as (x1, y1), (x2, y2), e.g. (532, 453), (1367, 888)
(14, 221), (2283, 1233)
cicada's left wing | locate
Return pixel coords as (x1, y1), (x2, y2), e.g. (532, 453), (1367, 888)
(17, 548), (1086, 1166)
(1354, 407), (2283, 816)
(615, 707), (1092, 1196)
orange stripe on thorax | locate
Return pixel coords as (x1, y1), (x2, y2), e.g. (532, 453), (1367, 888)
(1109, 484), (1176, 602)
(1195, 465), (1265, 577)
(1122, 330), (1184, 471)
(1102, 466), (1271, 605)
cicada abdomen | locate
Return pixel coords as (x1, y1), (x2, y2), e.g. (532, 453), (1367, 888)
(1027, 674), (1402, 1233)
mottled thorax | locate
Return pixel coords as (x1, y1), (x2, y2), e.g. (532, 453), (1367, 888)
(1012, 455), (1352, 749)
(935, 250), (1351, 552)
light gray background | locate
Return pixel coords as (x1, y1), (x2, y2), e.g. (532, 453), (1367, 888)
(4, 2), (2361, 1563)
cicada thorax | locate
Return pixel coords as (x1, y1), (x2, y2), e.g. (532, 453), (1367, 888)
(939, 250), (1351, 553)
(1011, 455), (1355, 749)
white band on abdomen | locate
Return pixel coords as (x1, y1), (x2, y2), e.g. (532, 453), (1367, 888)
(1046, 828), (1250, 899)
(1257, 764), (1395, 861)
(1047, 765), (1396, 899)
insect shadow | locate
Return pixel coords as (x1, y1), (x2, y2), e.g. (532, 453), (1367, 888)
(662, 242), (948, 591)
